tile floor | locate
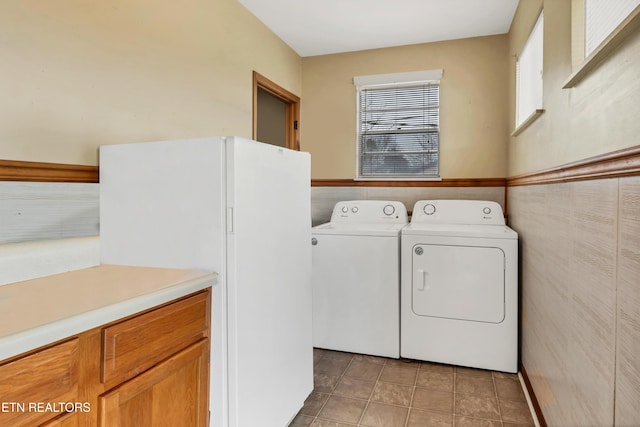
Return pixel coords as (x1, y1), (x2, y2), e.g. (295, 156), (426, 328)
(290, 348), (536, 427)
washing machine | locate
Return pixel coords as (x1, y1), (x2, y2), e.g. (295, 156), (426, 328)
(401, 200), (518, 372)
(312, 200), (408, 358)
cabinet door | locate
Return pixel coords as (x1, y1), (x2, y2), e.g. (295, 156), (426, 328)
(0, 339), (79, 427)
(102, 291), (210, 388)
(40, 411), (79, 427)
(99, 339), (209, 427)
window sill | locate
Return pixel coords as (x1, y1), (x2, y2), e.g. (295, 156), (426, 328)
(511, 109), (544, 137)
(564, 4), (640, 89)
(354, 177), (442, 182)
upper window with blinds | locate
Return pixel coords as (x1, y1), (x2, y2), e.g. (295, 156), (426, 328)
(515, 11), (544, 132)
(565, 0), (639, 87)
(354, 70), (442, 180)
(585, 0), (640, 56)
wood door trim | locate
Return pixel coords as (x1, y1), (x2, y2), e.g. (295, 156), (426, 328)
(507, 145), (640, 186)
(0, 159), (99, 182)
(311, 178), (507, 187)
(253, 71), (301, 150)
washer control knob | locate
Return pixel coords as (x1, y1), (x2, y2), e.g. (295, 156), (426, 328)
(341, 206), (349, 213)
(483, 207), (492, 215)
(423, 203), (436, 215)
(383, 204), (395, 216)
(351, 206), (359, 213)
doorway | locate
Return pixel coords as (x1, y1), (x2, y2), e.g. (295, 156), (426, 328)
(253, 71), (300, 151)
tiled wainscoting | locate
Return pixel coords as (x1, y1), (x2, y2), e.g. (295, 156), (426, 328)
(0, 181), (99, 244)
(311, 186), (505, 225)
(292, 349), (536, 427)
(508, 176), (640, 426)
(0, 182), (100, 285)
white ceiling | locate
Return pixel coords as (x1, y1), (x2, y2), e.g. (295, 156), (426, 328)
(239, 0), (520, 57)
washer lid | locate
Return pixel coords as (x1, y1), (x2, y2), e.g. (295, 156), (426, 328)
(313, 222), (406, 237)
(402, 223), (517, 239)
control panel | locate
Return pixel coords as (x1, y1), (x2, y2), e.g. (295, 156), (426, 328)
(330, 200), (408, 223)
(410, 200), (505, 225)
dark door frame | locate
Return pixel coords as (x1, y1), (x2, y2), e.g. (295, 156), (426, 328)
(253, 71), (301, 151)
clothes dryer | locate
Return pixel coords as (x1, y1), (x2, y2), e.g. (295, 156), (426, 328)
(401, 200), (518, 372)
(312, 200), (407, 358)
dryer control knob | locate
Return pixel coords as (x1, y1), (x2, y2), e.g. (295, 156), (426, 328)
(383, 204), (395, 216)
(341, 206), (349, 213)
(351, 206), (359, 213)
(483, 207), (492, 215)
(423, 203), (436, 215)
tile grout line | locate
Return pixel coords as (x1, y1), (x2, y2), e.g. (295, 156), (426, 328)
(308, 351), (533, 427)
(312, 351), (355, 426)
(402, 361), (420, 427)
(612, 177), (621, 427)
(355, 355), (388, 427)
(453, 367), (457, 425)
(308, 351), (326, 426)
(309, 351), (329, 426)
(491, 371), (504, 426)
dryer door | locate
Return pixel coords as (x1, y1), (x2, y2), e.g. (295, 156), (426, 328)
(412, 244), (505, 323)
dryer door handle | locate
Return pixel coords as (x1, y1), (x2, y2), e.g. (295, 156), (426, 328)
(417, 269), (429, 291)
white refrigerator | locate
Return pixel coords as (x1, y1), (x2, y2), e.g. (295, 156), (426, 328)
(99, 136), (313, 427)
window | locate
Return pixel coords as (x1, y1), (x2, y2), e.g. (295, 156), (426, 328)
(514, 11), (544, 132)
(564, 0), (640, 87)
(354, 70), (442, 180)
(585, 0), (640, 56)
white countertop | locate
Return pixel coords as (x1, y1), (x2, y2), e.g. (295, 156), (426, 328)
(0, 264), (217, 361)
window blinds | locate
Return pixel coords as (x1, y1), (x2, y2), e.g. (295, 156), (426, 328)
(585, 0), (640, 56)
(516, 11), (544, 128)
(356, 81), (440, 178)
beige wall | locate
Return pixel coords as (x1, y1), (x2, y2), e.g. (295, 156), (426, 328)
(0, 0), (302, 165)
(301, 36), (510, 180)
(508, 0), (640, 175)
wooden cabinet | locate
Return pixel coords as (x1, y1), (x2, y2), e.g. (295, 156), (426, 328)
(0, 339), (79, 426)
(99, 340), (209, 427)
(99, 291), (210, 427)
(101, 291), (210, 389)
(0, 289), (210, 427)
(41, 411), (80, 427)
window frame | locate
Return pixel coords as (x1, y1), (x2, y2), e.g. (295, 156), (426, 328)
(353, 70), (443, 181)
